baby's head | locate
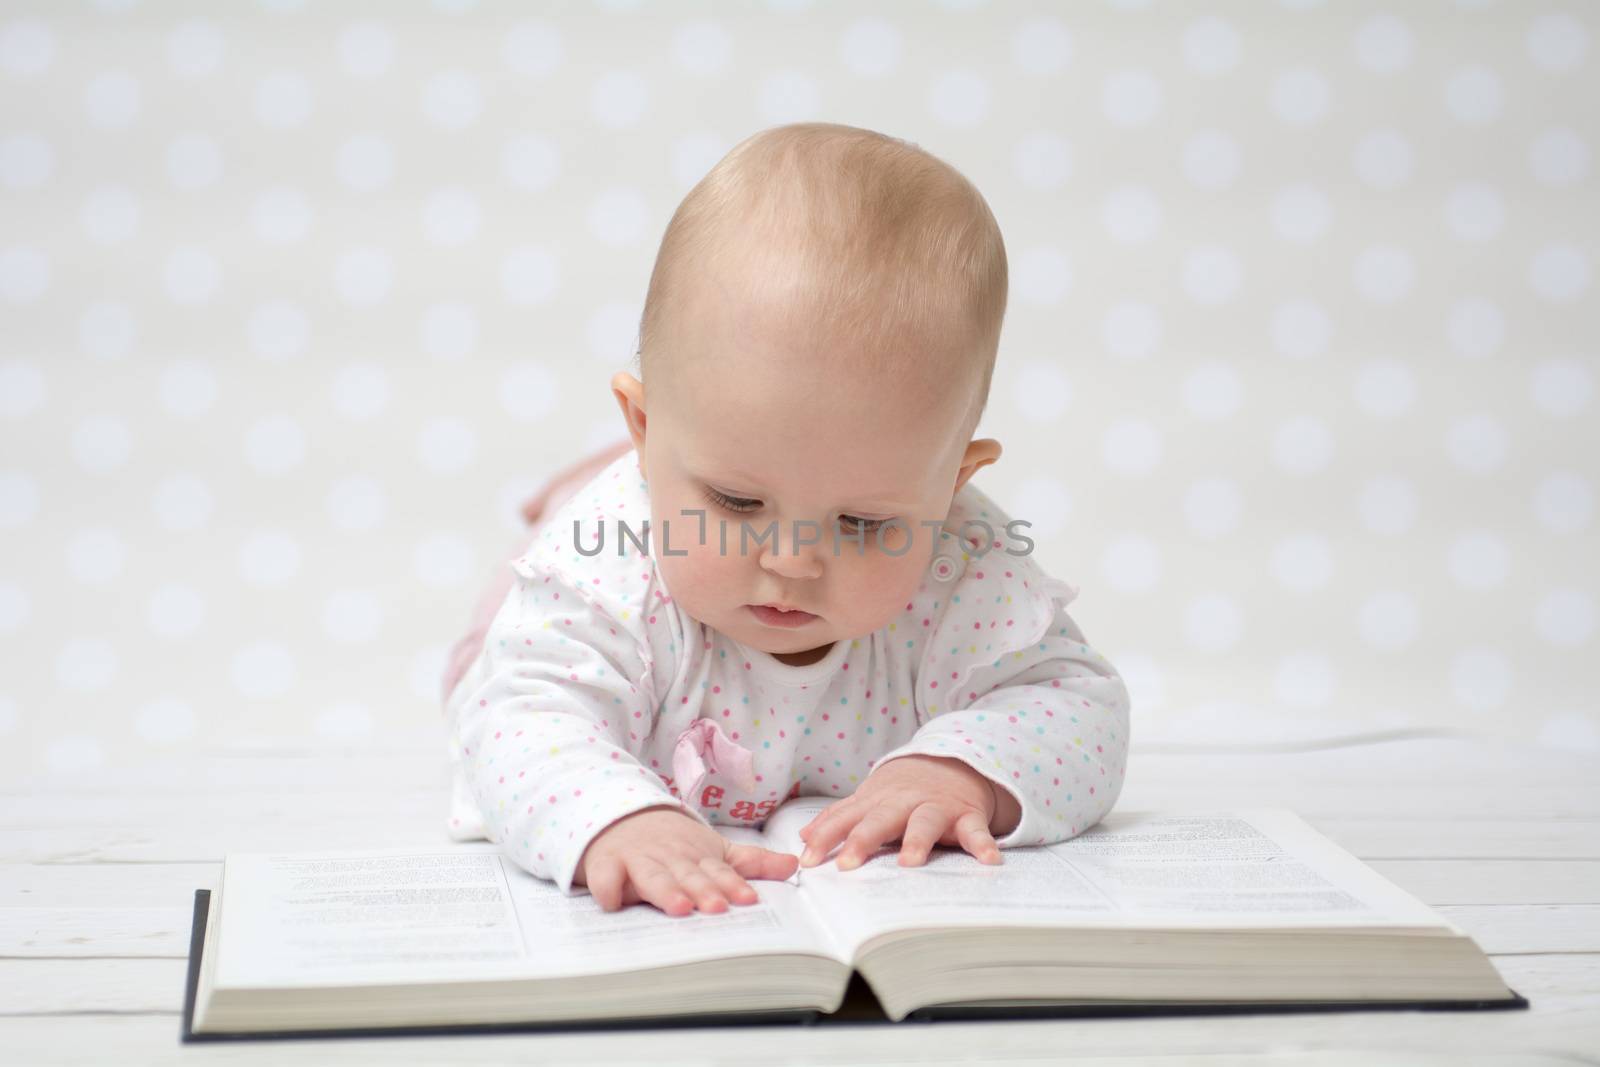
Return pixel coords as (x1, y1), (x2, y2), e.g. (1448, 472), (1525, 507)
(611, 122), (1007, 667)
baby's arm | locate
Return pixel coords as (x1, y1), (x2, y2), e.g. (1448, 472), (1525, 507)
(871, 598), (1131, 849)
(449, 561), (709, 895)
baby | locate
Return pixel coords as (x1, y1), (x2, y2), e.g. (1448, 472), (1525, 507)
(442, 122), (1131, 918)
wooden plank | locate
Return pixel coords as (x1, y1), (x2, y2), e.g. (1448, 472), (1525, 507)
(1368, 861), (1600, 906)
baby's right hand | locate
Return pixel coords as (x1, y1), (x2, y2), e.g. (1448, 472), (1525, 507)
(573, 805), (800, 917)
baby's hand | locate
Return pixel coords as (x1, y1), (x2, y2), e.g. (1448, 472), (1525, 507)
(796, 755), (1002, 871)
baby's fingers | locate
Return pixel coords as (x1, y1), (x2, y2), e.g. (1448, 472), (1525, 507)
(624, 855), (695, 917)
(897, 803), (948, 867)
(952, 809), (1003, 865)
(724, 842), (800, 883)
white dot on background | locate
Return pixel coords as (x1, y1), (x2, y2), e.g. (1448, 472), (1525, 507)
(0, 245), (50, 303)
(1359, 475), (1417, 535)
(248, 300), (310, 361)
(327, 476), (387, 532)
(586, 187), (648, 246)
(160, 360), (217, 417)
(758, 70), (820, 123)
(1526, 12), (1589, 72)
(152, 474), (213, 531)
(1271, 533), (1333, 591)
(1102, 419), (1163, 476)
(317, 702), (376, 741)
(591, 69), (650, 126)
(1535, 712), (1600, 753)
(0, 360), (45, 416)
(501, 361), (561, 421)
(231, 642), (297, 700)
(1444, 183), (1504, 242)
(338, 21), (394, 79)
(842, 16), (903, 78)
(1183, 361), (1244, 420)
(1533, 471), (1593, 534)
(1354, 129), (1413, 189)
(238, 529), (301, 587)
(244, 414), (308, 475)
(930, 69), (991, 126)
(1273, 650), (1336, 709)
(423, 186), (481, 245)
(671, 19), (730, 76)
(137, 696), (196, 744)
(1102, 185), (1162, 243)
(84, 71), (140, 127)
(1353, 359), (1415, 417)
(1270, 184), (1331, 242)
(1, 18), (56, 77)
(80, 186), (139, 244)
(167, 20), (224, 79)
(1529, 127), (1589, 187)
(1013, 360), (1071, 422)
(1012, 246), (1072, 304)
(1013, 475), (1071, 538)
(422, 69), (484, 128)
(0, 132), (54, 189)
(1528, 243), (1591, 302)
(1102, 68), (1164, 126)
(1444, 65), (1503, 124)
(1447, 530), (1509, 589)
(334, 247), (393, 306)
(1445, 414), (1509, 473)
(162, 246), (220, 305)
(584, 299), (639, 364)
(148, 585), (205, 638)
(1272, 415), (1334, 476)
(70, 415), (132, 473)
(1359, 590), (1418, 650)
(1273, 299), (1330, 359)
(1185, 477), (1241, 538)
(414, 532), (476, 588)
(166, 133), (222, 190)
(1183, 15), (1240, 76)
(67, 528), (125, 585)
(501, 245), (559, 304)
(0, 471), (38, 527)
(1182, 245), (1242, 304)
(254, 69), (312, 127)
(1013, 131), (1071, 190)
(1353, 244), (1414, 302)
(1101, 534), (1162, 592)
(502, 133), (560, 190)
(1536, 588), (1594, 647)
(422, 301), (478, 360)
(1355, 12), (1412, 72)
(1271, 66), (1330, 124)
(1446, 298), (1504, 359)
(252, 187), (312, 244)
(56, 637), (118, 692)
(505, 19), (565, 77)
(323, 589), (383, 643)
(1012, 16), (1071, 76)
(336, 133), (394, 192)
(1184, 593), (1242, 652)
(330, 362), (391, 421)
(1103, 300), (1163, 359)
(44, 735), (106, 773)
(417, 417), (477, 473)
(1182, 130), (1240, 190)
(1530, 358), (1592, 417)
(1449, 646), (1511, 712)
(0, 583), (29, 630)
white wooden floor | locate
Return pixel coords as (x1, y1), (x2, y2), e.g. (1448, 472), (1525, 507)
(3, 728), (1597, 1066)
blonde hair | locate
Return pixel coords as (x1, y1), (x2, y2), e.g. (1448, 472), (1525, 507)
(634, 122), (1008, 437)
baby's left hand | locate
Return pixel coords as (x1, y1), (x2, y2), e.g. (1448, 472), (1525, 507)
(797, 754), (1001, 871)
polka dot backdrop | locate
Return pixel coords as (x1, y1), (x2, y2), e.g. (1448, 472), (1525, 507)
(1, 0), (1596, 783)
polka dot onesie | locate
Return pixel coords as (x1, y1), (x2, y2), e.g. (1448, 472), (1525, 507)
(443, 451), (1132, 897)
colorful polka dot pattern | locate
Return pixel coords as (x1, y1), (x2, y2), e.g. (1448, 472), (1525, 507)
(444, 452), (1131, 895)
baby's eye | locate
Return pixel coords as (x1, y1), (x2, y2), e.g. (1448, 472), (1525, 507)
(703, 486), (759, 513)
(840, 515), (885, 534)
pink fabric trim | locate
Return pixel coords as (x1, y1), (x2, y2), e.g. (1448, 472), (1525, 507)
(671, 718), (758, 804)
(439, 438), (637, 707)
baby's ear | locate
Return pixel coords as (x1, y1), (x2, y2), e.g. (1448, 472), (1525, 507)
(952, 437), (1002, 494)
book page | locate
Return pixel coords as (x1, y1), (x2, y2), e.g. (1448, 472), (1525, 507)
(214, 842), (841, 989)
(793, 808), (1455, 958)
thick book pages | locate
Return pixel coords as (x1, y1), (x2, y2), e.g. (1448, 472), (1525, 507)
(182, 803), (1528, 1041)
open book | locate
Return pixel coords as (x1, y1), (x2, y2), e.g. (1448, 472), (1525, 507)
(183, 800), (1527, 1040)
